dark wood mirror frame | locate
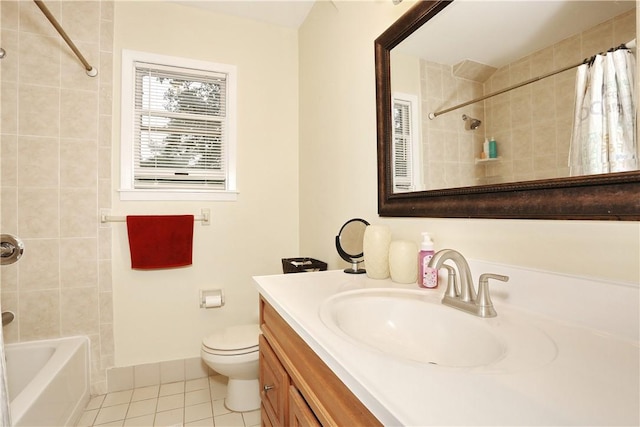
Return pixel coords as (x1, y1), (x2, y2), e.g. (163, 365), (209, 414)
(375, 0), (640, 220)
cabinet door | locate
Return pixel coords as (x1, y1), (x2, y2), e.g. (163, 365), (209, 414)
(260, 335), (289, 426)
(289, 386), (321, 427)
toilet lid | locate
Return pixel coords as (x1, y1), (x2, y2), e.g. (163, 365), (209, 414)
(203, 324), (260, 351)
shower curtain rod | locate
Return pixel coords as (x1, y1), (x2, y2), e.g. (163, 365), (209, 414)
(428, 39), (636, 119)
(33, 0), (98, 77)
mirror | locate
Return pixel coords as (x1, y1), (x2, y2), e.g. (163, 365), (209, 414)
(375, 0), (640, 220)
(335, 218), (369, 274)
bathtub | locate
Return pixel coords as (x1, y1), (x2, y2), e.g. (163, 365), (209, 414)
(5, 336), (90, 426)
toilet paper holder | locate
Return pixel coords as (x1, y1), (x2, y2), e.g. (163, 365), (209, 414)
(199, 289), (225, 308)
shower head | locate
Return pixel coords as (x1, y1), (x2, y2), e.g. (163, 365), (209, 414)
(462, 114), (481, 131)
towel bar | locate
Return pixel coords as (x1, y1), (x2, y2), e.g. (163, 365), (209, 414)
(100, 209), (210, 226)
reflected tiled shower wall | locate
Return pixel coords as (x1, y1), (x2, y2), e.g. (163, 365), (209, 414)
(420, 8), (635, 189)
(0, 1), (114, 395)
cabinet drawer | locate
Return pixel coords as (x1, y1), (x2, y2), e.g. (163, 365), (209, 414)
(289, 385), (321, 427)
(259, 334), (289, 426)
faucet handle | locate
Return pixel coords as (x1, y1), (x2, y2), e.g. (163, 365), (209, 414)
(476, 273), (509, 318)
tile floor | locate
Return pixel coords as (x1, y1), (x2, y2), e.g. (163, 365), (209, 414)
(76, 375), (261, 427)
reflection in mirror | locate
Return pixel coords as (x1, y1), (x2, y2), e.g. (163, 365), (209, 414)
(389, 0), (637, 193)
(375, 0), (640, 220)
(335, 218), (369, 274)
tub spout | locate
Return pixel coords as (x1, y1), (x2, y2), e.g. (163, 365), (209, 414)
(2, 311), (15, 326)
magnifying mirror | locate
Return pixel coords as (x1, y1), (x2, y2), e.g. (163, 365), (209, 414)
(335, 218), (369, 274)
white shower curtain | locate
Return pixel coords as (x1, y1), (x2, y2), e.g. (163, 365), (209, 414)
(569, 48), (637, 176)
(0, 303), (11, 426)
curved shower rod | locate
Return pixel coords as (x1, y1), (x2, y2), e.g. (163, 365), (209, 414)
(33, 0), (98, 77)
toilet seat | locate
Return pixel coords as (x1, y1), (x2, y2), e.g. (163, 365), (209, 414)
(202, 324), (260, 356)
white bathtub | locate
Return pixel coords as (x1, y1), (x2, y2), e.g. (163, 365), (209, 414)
(5, 336), (90, 426)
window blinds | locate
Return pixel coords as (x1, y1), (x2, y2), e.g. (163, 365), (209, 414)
(393, 100), (414, 191)
(133, 62), (229, 189)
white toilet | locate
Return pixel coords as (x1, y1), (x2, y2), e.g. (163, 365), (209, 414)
(200, 323), (261, 412)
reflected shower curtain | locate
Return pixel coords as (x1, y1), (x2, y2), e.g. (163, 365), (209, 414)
(569, 48), (637, 175)
(0, 300), (10, 425)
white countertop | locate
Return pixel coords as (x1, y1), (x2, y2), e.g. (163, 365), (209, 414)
(254, 260), (639, 426)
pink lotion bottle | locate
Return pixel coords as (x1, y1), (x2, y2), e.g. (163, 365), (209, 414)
(418, 232), (438, 288)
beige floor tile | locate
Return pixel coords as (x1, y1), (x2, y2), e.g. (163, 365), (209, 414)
(131, 385), (159, 402)
(185, 377), (209, 392)
(75, 409), (98, 427)
(157, 393), (184, 412)
(159, 381), (185, 396)
(185, 401), (213, 423)
(185, 417), (214, 427)
(127, 398), (158, 418)
(208, 375), (227, 400)
(123, 414), (155, 427)
(242, 410), (261, 427)
(154, 408), (184, 426)
(86, 395), (106, 410)
(211, 399), (230, 417)
(185, 388), (210, 406)
(94, 421), (124, 427)
(103, 390), (133, 407)
(94, 403), (129, 425)
(214, 412), (245, 427)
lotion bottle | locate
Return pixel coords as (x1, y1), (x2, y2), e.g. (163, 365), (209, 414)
(418, 232), (438, 288)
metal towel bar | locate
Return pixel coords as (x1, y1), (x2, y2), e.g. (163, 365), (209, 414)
(100, 209), (210, 226)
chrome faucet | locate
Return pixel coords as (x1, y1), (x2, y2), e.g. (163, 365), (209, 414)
(427, 249), (509, 318)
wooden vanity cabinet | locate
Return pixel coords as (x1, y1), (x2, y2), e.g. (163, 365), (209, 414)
(259, 297), (382, 427)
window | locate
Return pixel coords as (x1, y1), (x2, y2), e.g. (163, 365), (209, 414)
(392, 92), (421, 192)
(120, 50), (237, 201)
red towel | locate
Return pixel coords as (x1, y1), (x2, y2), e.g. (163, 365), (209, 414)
(126, 215), (194, 269)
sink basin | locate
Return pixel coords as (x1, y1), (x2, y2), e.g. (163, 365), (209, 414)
(319, 288), (557, 370)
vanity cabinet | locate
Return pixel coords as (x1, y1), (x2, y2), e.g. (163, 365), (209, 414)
(259, 297), (381, 427)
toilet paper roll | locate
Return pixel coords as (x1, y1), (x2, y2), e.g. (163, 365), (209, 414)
(203, 294), (223, 308)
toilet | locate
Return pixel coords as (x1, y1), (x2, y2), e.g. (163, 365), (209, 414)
(201, 323), (261, 412)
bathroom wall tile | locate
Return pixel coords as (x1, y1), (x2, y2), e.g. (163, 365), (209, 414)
(135, 362), (161, 388)
(161, 359), (186, 384)
(531, 46), (554, 77)
(61, 287), (99, 335)
(613, 10), (636, 46)
(100, 51), (113, 88)
(98, 227), (112, 260)
(0, 262), (18, 292)
(582, 20), (613, 58)
(100, 20), (114, 53)
(19, 0), (61, 37)
(18, 188), (59, 238)
(61, 41), (100, 92)
(61, 1), (100, 44)
(1, 30), (19, 83)
(101, 0), (114, 22)
(19, 32), (61, 86)
(185, 357), (210, 380)
(18, 238), (60, 291)
(107, 366), (134, 393)
(60, 188), (97, 238)
(100, 291), (113, 324)
(99, 259), (112, 292)
(1, 1), (19, 31)
(509, 56), (531, 86)
(1, 134), (18, 187)
(60, 89), (98, 139)
(17, 136), (60, 188)
(98, 146), (111, 180)
(1, 82), (18, 134)
(553, 34), (581, 69)
(100, 323), (115, 358)
(99, 85), (113, 115)
(60, 237), (98, 287)
(60, 139), (98, 188)
(1, 188), (18, 233)
(19, 289), (60, 340)
(99, 114), (112, 147)
(0, 291), (18, 342)
(18, 84), (60, 137)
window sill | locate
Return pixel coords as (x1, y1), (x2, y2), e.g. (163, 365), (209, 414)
(118, 189), (238, 201)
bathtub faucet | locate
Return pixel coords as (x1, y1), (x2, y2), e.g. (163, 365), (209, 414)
(2, 311), (14, 326)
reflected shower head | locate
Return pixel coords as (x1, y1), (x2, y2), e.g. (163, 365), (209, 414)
(462, 114), (481, 131)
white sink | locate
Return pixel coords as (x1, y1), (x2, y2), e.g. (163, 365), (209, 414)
(319, 288), (557, 371)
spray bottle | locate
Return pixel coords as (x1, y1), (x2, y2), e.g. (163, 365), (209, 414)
(418, 232), (438, 288)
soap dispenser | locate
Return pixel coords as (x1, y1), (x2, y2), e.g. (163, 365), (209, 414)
(418, 232), (438, 288)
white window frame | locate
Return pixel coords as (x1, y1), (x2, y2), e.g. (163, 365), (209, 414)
(120, 49), (238, 201)
(392, 92), (422, 192)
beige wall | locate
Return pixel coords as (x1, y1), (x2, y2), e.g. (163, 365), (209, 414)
(0, 1), (114, 394)
(298, 0), (640, 284)
(111, 2), (299, 367)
